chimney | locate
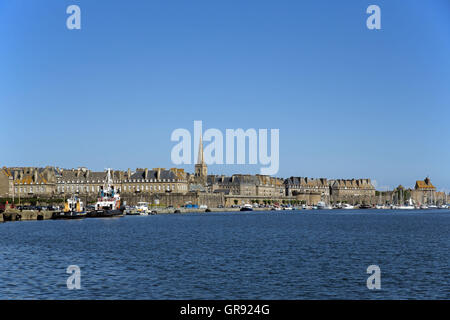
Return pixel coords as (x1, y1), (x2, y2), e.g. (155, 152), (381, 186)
(127, 168), (131, 179)
(157, 168), (161, 180)
(33, 170), (38, 183)
(144, 168), (148, 180)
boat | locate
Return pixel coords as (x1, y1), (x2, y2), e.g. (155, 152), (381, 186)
(87, 169), (124, 218)
(240, 204), (253, 211)
(136, 202), (149, 215)
(420, 204), (429, 209)
(52, 195), (86, 219)
(316, 201), (332, 210)
(398, 198), (415, 210)
(316, 201), (326, 209)
(125, 206), (139, 215)
(342, 204), (354, 209)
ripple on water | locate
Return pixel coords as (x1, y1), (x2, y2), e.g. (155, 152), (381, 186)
(0, 211), (449, 299)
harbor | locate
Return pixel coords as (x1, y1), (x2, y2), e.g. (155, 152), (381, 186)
(1, 142), (449, 221)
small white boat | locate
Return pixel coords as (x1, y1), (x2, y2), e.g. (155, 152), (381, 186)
(397, 205), (415, 210)
(136, 202), (149, 215)
(342, 204), (354, 209)
(397, 198), (415, 210)
(316, 201), (332, 210)
(420, 204), (429, 209)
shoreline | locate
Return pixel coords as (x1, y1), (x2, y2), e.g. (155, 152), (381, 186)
(1, 206), (449, 223)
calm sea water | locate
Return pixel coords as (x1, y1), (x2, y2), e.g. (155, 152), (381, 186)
(0, 210), (449, 299)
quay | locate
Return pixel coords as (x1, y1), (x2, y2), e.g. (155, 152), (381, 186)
(0, 206), (274, 223)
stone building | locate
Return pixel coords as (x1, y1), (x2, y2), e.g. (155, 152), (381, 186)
(55, 167), (114, 197)
(412, 177), (435, 204)
(0, 167), (57, 199)
(255, 175), (285, 198)
(55, 167), (189, 199)
(283, 177), (329, 205)
(121, 168), (188, 195)
(329, 179), (375, 204)
(284, 177), (329, 197)
(0, 167), (13, 197)
(207, 174), (286, 206)
(208, 174), (258, 196)
(410, 177), (442, 205)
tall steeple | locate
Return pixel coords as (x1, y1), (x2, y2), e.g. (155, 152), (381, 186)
(195, 135), (207, 184)
(197, 135), (205, 165)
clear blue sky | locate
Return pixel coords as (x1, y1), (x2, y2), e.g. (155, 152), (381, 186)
(0, 0), (449, 191)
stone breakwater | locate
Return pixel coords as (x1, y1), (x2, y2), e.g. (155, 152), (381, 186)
(1, 209), (53, 222)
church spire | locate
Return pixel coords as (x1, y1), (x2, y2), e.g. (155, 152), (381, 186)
(194, 135), (207, 183)
(197, 135), (205, 165)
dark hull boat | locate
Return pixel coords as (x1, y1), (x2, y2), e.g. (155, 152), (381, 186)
(52, 211), (87, 220)
(240, 204), (254, 211)
(87, 209), (124, 218)
(53, 195), (86, 219)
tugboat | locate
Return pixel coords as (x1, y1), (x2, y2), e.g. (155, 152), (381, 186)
(52, 195), (86, 219)
(87, 169), (124, 218)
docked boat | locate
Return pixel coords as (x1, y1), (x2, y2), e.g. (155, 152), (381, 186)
(125, 206), (140, 215)
(398, 198), (415, 210)
(87, 169), (124, 218)
(240, 204), (254, 211)
(52, 195), (86, 219)
(136, 202), (149, 215)
(317, 201), (333, 210)
(342, 203), (354, 209)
